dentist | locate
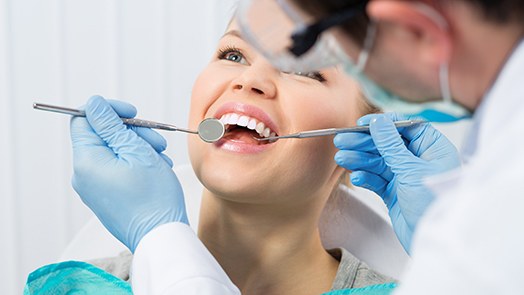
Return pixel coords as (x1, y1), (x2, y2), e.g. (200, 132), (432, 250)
(235, 0), (524, 294)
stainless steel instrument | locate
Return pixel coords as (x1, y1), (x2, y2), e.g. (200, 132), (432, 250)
(33, 102), (225, 143)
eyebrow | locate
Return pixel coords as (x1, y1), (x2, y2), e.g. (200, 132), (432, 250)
(222, 29), (243, 40)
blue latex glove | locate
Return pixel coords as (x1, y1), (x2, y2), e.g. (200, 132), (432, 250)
(70, 95), (188, 253)
(334, 113), (461, 253)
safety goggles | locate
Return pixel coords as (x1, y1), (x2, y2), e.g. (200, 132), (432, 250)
(236, 0), (369, 72)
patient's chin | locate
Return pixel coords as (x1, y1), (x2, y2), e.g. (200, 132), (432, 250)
(197, 165), (292, 205)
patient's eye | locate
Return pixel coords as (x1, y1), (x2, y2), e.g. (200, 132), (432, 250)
(217, 46), (248, 65)
(283, 71), (326, 82)
(294, 71), (326, 82)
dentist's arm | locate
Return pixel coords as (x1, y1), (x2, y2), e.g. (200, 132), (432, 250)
(334, 113), (461, 253)
(70, 95), (240, 295)
(132, 223), (241, 295)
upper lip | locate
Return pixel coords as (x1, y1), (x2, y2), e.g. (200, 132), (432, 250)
(213, 102), (280, 136)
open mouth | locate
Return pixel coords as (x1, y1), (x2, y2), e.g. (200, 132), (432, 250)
(219, 113), (278, 145)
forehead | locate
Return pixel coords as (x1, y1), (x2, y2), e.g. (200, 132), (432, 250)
(225, 18), (240, 35)
(228, 17), (239, 29)
(220, 19), (248, 45)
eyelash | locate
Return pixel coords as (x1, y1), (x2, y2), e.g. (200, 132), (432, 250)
(216, 46), (326, 82)
(286, 71), (326, 82)
(217, 45), (246, 64)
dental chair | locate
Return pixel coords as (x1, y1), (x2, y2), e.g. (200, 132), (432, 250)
(60, 164), (409, 279)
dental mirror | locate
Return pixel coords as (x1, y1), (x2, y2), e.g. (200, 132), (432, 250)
(197, 118), (226, 143)
(33, 102), (226, 143)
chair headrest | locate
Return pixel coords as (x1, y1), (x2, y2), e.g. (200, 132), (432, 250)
(319, 185), (409, 278)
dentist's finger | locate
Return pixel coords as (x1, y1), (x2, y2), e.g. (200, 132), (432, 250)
(368, 115), (416, 169)
(350, 170), (388, 197)
(131, 127), (167, 153)
(106, 99), (137, 119)
(71, 105), (167, 154)
(334, 150), (394, 181)
(159, 153), (174, 168)
(106, 99), (168, 153)
(358, 112), (434, 147)
(85, 95), (157, 159)
(333, 132), (379, 154)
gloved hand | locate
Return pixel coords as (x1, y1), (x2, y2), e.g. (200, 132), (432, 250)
(70, 95), (188, 253)
(334, 113), (461, 253)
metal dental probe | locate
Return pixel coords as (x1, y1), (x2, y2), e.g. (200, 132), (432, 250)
(33, 102), (225, 143)
(255, 119), (426, 141)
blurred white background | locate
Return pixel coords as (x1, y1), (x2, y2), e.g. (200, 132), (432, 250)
(0, 0), (471, 294)
(0, 0), (236, 293)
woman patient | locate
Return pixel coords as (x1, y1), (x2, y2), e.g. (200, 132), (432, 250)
(94, 18), (392, 294)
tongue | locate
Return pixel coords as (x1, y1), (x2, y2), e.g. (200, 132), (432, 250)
(223, 129), (263, 145)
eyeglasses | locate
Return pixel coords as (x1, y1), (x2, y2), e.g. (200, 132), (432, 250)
(237, 0), (368, 72)
(288, 1), (367, 56)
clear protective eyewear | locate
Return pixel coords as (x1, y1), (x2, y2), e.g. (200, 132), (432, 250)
(236, 0), (368, 73)
(237, 0), (471, 122)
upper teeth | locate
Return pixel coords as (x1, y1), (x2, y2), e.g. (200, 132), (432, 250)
(219, 113), (276, 138)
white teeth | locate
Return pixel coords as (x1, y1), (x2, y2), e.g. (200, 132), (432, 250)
(228, 113), (239, 125)
(255, 122), (265, 134)
(247, 118), (257, 130)
(220, 114), (230, 125)
(262, 128), (270, 138)
(237, 115), (249, 127)
(218, 113), (276, 138)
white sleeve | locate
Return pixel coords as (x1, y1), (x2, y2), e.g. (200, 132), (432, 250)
(394, 148), (524, 294)
(131, 222), (241, 295)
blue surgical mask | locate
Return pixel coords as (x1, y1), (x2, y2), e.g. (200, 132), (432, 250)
(342, 21), (471, 123)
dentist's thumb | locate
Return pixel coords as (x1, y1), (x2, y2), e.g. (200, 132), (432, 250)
(85, 95), (154, 158)
(368, 114), (415, 169)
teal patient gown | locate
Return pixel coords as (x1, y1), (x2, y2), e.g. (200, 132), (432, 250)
(24, 261), (132, 294)
(25, 261), (395, 294)
(323, 283), (397, 295)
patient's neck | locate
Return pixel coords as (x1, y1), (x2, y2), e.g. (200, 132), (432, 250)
(198, 191), (339, 295)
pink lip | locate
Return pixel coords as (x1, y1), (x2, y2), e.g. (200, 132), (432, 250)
(212, 102), (280, 154)
(214, 138), (273, 154)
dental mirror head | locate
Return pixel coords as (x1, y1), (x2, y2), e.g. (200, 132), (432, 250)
(198, 118), (225, 143)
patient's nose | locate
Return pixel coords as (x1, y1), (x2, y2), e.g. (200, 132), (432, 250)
(231, 62), (277, 99)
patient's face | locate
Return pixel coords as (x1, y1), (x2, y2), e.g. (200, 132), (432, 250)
(188, 20), (363, 205)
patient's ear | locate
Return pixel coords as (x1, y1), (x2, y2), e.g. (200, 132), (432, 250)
(367, 0), (452, 67)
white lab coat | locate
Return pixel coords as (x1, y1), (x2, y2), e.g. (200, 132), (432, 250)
(132, 222), (241, 295)
(396, 39), (524, 295)
(131, 39), (524, 295)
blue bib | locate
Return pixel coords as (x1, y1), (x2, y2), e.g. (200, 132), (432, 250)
(26, 261), (396, 295)
(322, 283), (397, 295)
(25, 261), (132, 294)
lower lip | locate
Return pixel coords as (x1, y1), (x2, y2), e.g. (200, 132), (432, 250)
(213, 137), (274, 154)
